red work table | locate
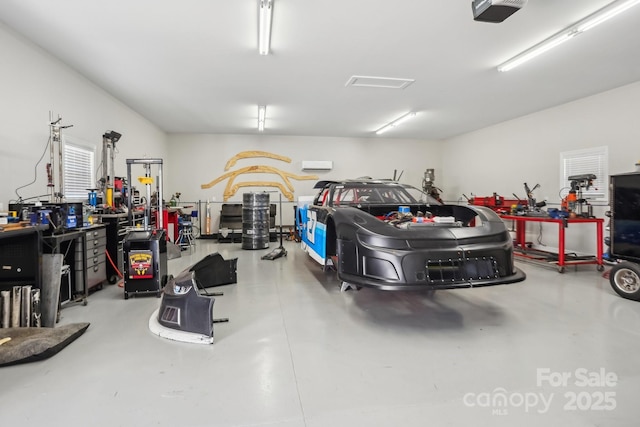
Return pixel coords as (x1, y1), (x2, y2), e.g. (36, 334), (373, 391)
(152, 207), (191, 242)
(499, 214), (604, 273)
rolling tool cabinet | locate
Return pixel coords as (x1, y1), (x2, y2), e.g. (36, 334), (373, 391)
(77, 224), (107, 292)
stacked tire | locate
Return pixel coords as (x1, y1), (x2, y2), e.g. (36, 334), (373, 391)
(242, 192), (270, 250)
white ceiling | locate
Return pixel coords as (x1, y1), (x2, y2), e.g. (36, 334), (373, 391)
(1, 0), (639, 140)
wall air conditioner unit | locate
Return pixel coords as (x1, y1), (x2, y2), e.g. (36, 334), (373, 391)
(301, 160), (333, 171)
(472, 0), (527, 23)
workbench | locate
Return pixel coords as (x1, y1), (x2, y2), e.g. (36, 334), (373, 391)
(42, 229), (88, 305)
(500, 214), (604, 273)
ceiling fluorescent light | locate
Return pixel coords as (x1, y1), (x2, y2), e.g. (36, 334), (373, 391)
(577, 0), (640, 32)
(375, 112), (417, 135)
(258, 105), (266, 131)
(498, 0), (640, 72)
(258, 0), (273, 55)
(498, 32), (575, 72)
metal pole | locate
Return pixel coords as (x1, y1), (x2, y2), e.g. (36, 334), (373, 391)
(127, 160), (133, 226)
(157, 161), (164, 230)
(109, 138), (115, 203)
(49, 113), (56, 203)
(279, 192), (283, 245)
(57, 132), (64, 202)
(144, 163), (151, 230)
(102, 134), (109, 198)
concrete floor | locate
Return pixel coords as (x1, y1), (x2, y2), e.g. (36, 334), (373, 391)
(1, 239), (639, 426)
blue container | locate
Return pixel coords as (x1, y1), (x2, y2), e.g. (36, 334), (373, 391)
(30, 209), (51, 225)
(88, 191), (97, 207)
(66, 206), (77, 228)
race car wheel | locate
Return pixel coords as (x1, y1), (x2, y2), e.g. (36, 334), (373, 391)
(609, 262), (640, 301)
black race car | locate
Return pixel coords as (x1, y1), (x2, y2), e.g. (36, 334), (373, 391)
(296, 179), (525, 290)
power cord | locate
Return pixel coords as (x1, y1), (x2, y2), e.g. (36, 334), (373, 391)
(14, 136), (51, 199)
(104, 248), (124, 287)
(537, 222), (546, 246)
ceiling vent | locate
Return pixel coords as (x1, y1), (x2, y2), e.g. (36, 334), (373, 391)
(345, 76), (415, 89)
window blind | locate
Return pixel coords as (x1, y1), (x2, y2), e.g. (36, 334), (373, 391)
(64, 141), (95, 201)
(560, 146), (608, 200)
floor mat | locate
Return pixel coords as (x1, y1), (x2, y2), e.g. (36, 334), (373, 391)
(0, 322), (90, 367)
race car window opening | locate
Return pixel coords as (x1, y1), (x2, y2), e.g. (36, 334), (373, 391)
(323, 182), (442, 208)
(318, 189), (330, 206)
(334, 188), (362, 206)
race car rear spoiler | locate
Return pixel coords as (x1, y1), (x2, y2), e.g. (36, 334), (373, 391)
(313, 180), (338, 189)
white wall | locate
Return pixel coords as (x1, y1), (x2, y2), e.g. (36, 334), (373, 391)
(165, 134), (442, 229)
(441, 80), (640, 255)
(0, 22), (167, 208)
(0, 18), (443, 231)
